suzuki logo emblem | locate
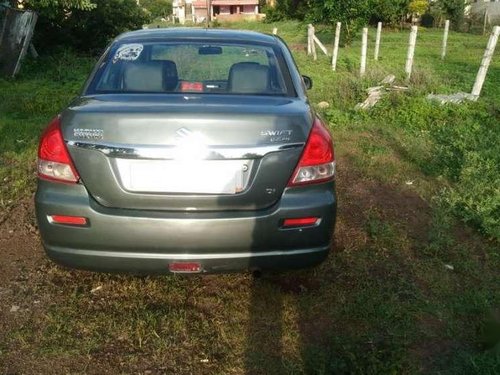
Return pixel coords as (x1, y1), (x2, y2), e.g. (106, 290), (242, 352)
(175, 127), (194, 140)
(174, 128), (209, 160)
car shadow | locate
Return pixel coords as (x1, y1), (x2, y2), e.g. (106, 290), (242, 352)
(244, 276), (286, 374)
(243, 155), (434, 374)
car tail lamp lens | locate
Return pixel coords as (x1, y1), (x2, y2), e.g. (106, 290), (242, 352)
(38, 116), (79, 183)
(48, 215), (88, 226)
(283, 217), (320, 228)
(289, 118), (335, 186)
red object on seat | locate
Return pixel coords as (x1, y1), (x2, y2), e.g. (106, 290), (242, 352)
(180, 82), (204, 92)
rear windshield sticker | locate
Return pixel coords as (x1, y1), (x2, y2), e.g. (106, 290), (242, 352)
(113, 44), (143, 63)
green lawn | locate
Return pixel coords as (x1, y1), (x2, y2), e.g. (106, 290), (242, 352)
(0, 21), (499, 374)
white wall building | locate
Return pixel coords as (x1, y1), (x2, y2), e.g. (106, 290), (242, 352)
(172, 0), (195, 24)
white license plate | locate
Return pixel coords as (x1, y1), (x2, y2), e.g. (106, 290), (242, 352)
(116, 159), (245, 194)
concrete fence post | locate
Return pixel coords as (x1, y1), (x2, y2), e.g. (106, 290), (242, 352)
(483, 9), (489, 35)
(441, 20), (450, 60)
(472, 26), (500, 97)
(313, 35), (329, 56)
(360, 27), (368, 76)
(374, 22), (382, 60)
(307, 24), (312, 55)
(405, 26), (418, 80)
(309, 25), (318, 61)
(332, 22), (341, 71)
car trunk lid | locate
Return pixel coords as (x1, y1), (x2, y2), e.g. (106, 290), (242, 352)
(63, 94), (313, 211)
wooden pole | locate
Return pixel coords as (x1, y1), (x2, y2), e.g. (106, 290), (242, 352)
(441, 20), (450, 60)
(205, 0), (211, 28)
(1, 9), (38, 77)
(472, 26), (500, 98)
(332, 22), (341, 71)
(13, 12), (37, 77)
(405, 26), (418, 80)
(360, 27), (368, 76)
(374, 22), (382, 60)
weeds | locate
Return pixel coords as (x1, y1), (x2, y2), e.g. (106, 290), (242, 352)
(0, 24), (499, 374)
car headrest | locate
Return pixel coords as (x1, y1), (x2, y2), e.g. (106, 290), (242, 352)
(123, 61), (179, 92)
(163, 60), (178, 91)
(123, 61), (165, 92)
(228, 62), (270, 94)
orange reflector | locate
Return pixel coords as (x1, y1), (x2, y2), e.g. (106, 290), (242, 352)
(283, 217), (319, 228)
(49, 215), (88, 226)
(169, 262), (202, 273)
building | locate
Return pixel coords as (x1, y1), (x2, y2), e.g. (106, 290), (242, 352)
(173, 0), (260, 24)
(466, 0), (500, 16)
(172, 0), (194, 24)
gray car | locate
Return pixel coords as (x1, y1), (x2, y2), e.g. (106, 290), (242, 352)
(35, 28), (337, 274)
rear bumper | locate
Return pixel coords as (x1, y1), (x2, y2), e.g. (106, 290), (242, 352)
(44, 245), (330, 274)
(35, 179), (336, 274)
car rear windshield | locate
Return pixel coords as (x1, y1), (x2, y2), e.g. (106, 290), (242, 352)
(87, 41), (295, 96)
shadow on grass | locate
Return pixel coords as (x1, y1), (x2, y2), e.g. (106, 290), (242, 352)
(243, 155), (497, 374)
(245, 277), (285, 374)
(241, 157), (437, 374)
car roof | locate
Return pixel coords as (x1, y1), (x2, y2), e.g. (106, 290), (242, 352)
(116, 28), (278, 45)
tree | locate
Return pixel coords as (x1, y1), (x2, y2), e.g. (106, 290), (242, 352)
(264, 0), (308, 22)
(265, 0), (412, 29)
(408, 0), (428, 15)
(140, 0), (172, 19)
(430, 0), (468, 29)
(29, 0), (151, 51)
(368, 0), (410, 26)
(306, 0), (372, 41)
(20, 0), (96, 10)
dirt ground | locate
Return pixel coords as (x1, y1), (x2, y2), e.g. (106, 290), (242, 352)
(0, 156), (492, 373)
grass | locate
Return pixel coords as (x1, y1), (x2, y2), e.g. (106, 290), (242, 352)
(1, 21), (499, 374)
(0, 51), (95, 215)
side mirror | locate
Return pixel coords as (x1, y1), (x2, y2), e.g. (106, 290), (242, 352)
(302, 75), (313, 90)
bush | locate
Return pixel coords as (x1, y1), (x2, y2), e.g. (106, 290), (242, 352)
(429, 0), (466, 30)
(305, 0), (371, 42)
(369, 0), (410, 26)
(31, 0), (151, 52)
(263, 6), (288, 23)
(264, 0), (308, 23)
(265, 0), (414, 41)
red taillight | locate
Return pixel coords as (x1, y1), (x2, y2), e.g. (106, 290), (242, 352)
(288, 118), (335, 186)
(283, 217), (320, 228)
(48, 215), (88, 226)
(37, 116), (79, 183)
